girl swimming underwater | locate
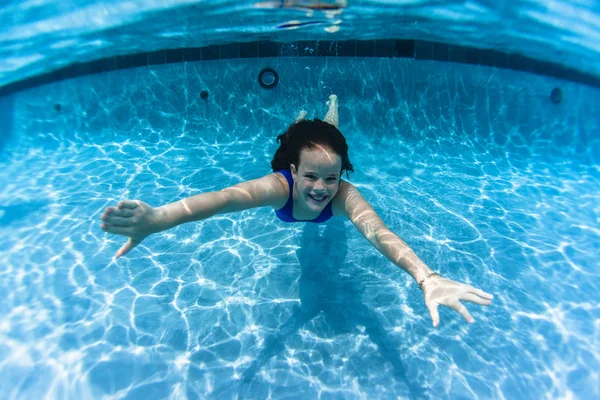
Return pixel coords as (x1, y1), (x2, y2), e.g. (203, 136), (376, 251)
(100, 94), (494, 328)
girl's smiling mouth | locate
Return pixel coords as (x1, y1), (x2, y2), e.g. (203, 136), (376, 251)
(308, 194), (328, 203)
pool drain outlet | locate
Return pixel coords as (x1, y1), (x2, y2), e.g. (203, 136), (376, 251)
(258, 68), (278, 89)
(550, 88), (562, 104)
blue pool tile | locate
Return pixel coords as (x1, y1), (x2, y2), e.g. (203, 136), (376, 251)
(239, 42), (259, 58)
(298, 41), (318, 56)
(479, 50), (495, 67)
(415, 41), (433, 60)
(448, 46), (465, 63)
(356, 40), (375, 57)
(202, 45), (219, 60)
(318, 40), (337, 56)
(182, 48), (201, 62)
(147, 50), (166, 65)
(375, 40), (393, 58)
(433, 43), (449, 62)
(394, 40), (414, 58)
(100, 57), (119, 72)
(464, 48), (480, 65)
(534, 61), (556, 77)
(259, 41), (278, 58)
(279, 42), (298, 57)
(508, 54), (535, 72)
(337, 40), (356, 57)
(63, 63), (89, 78)
(87, 59), (106, 74)
(131, 53), (148, 68)
(220, 43), (239, 59)
(116, 55), (133, 69)
(165, 49), (183, 64)
(494, 52), (508, 68)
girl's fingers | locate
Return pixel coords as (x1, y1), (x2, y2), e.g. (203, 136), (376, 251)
(460, 293), (492, 306)
(426, 301), (440, 328)
(101, 215), (131, 227)
(115, 238), (140, 259)
(450, 300), (475, 324)
(470, 288), (494, 300)
(118, 200), (139, 209)
(100, 224), (133, 236)
(103, 208), (135, 219)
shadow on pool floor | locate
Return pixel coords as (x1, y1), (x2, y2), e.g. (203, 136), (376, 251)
(226, 219), (429, 400)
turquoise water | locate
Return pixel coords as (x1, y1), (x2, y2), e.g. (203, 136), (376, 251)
(2, 0), (600, 87)
(1, 57), (599, 399)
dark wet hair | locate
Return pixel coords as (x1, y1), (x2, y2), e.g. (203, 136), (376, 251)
(271, 119), (354, 178)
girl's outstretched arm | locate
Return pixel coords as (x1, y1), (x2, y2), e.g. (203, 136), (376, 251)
(100, 173), (287, 259)
(333, 180), (494, 327)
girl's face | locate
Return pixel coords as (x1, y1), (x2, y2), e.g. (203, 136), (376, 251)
(290, 145), (343, 213)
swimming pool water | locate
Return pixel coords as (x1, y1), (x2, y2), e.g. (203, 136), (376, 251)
(0, 58), (599, 399)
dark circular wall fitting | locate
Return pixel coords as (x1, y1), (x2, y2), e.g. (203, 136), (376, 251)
(258, 68), (279, 89)
(200, 90), (209, 100)
(550, 87), (562, 104)
(54, 104), (61, 111)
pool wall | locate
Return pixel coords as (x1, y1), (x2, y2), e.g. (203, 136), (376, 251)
(2, 39), (600, 97)
(5, 57), (599, 165)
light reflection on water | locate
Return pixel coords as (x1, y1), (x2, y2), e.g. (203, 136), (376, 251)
(0, 58), (599, 398)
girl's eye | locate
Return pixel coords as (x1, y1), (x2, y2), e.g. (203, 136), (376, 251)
(305, 175), (337, 181)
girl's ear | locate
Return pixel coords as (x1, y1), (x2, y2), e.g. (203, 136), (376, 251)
(290, 164), (297, 180)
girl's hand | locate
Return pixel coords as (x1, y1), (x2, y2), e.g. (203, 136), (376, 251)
(421, 275), (494, 327)
(100, 200), (163, 259)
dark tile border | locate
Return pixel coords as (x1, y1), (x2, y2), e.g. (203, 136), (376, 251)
(1, 39), (599, 95)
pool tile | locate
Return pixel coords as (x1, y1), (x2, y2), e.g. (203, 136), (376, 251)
(279, 42), (298, 57)
(356, 40), (375, 57)
(375, 40), (393, 58)
(433, 43), (449, 62)
(259, 41), (278, 58)
(479, 50), (495, 67)
(239, 42), (259, 58)
(165, 49), (183, 64)
(182, 48), (202, 62)
(220, 43), (239, 59)
(415, 41), (433, 60)
(448, 46), (465, 63)
(298, 41), (318, 56)
(464, 48), (480, 65)
(337, 40), (356, 57)
(509, 54), (535, 72)
(534, 61), (556, 77)
(202, 45), (219, 60)
(318, 40), (337, 56)
(394, 40), (414, 58)
(132, 53), (148, 68)
(116, 55), (133, 69)
(494, 52), (508, 68)
(148, 50), (166, 65)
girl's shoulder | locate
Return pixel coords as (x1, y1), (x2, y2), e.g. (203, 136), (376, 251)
(332, 180), (375, 219)
(271, 171), (291, 209)
(273, 170), (291, 190)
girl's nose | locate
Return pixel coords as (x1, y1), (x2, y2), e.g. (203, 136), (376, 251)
(314, 179), (326, 191)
